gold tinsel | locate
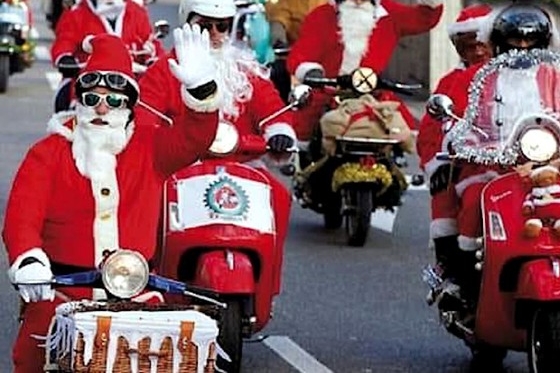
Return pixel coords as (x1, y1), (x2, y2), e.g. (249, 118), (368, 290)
(332, 163), (393, 192)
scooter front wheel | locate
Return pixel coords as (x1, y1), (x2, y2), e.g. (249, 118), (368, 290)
(217, 298), (244, 373)
(528, 307), (560, 373)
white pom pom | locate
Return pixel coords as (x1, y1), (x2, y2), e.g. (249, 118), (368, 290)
(82, 34), (95, 53)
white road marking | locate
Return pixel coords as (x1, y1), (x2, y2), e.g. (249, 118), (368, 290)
(264, 336), (334, 373)
(34, 45), (51, 62)
(45, 71), (61, 91)
(370, 208), (398, 233)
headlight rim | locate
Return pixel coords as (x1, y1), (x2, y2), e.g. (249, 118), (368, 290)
(208, 121), (240, 156)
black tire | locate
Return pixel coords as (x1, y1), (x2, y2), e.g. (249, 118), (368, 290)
(323, 193), (343, 230)
(528, 308), (560, 373)
(0, 55), (9, 93)
(217, 299), (243, 373)
(345, 188), (372, 247)
(469, 344), (507, 372)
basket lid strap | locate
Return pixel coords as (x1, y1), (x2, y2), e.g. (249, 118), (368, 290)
(179, 321), (195, 343)
(95, 316), (112, 347)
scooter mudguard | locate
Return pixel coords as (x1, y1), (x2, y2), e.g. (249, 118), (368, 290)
(516, 258), (560, 301)
(194, 251), (255, 294)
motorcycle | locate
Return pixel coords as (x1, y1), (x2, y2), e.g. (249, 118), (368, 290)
(54, 19), (169, 112)
(286, 67), (421, 247)
(0, 0), (34, 93)
(14, 249), (225, 372)
(422, 48), (560, 372)
(157, 85), (309, 373)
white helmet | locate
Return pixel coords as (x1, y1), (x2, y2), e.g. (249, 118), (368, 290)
(178, 0), (237, 24)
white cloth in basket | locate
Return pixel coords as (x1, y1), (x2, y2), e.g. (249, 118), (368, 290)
(46, 301), (219, 373)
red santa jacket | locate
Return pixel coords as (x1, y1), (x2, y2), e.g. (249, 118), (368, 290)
(286, 1), (442, 140)
(51, 0), (157, 65)
(136, 50), (296, 163)
(417, 67), (464, 178)
(2, 109), (218, 269)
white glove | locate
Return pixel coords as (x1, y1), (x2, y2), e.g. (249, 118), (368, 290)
(9, 248), (55, 303)
(168, 23), (215, 89)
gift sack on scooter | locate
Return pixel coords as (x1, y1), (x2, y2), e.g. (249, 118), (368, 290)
(319, 94), (415, 156)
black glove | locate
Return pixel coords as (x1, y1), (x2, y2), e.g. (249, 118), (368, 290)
(57, 55), (80, 78)
(267, 134), (294, 153)
(429, 163), (461, 196)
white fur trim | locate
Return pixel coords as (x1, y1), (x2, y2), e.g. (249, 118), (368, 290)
(262, 122), (297, 142)
(9, 248), (50, 283)
(294, 62), (324, 83)
(423, 158), (449, 179)
(530, 165), (559, 178)
(455, 171), (499, 197)
(554, 220), (560, 229)
(458, 235), (480, 252)
(447, 16), (488, 37)
(430, 218), (458, 239)
(416, 0), (441, 8)
(47, 111), (77, 141)
(526, 218), (543, 228)
(81, 34), (95, 53)
(91, 175), (120, 266)
(54, 53), (74, 66)
(180, 85), (222, 113)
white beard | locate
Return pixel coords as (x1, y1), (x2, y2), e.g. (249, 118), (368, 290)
(72, 104), (133, 180)
(338, 1), (377, 74)
(95, 0), (124, 19)
(211, 42), (269, 121)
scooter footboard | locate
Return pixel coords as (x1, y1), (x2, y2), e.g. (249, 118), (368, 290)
(516, 259), (560, 301)
(195, 251), (256, 294)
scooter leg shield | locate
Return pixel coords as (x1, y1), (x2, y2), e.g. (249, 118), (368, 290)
(516, 259), (560, 301)
(195, 251), (256, 294)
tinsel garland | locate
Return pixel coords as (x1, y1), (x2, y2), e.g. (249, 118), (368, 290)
(448, 48), (560, 165)
(331, 163), (393, 192)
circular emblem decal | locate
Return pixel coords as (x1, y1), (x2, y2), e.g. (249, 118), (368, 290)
(204, 176), (249, 218)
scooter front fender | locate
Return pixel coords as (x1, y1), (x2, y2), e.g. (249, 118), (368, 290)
(194, 251), (255, 294)
(516, 258), (560, 301)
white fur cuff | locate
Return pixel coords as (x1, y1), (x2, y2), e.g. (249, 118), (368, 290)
(294, 62), (324, 83)
(180, 85), (222, 113)
(263, 122), (297, 142)
(417, 0), (442, 8)
(8, 248), (50, 283)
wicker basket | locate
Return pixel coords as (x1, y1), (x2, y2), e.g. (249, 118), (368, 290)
(45, 301), (221, 373)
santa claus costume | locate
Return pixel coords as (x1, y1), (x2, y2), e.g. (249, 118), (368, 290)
(416, 4), (492, 249)
(3, 34), (218, 373)
(286, 0), (443, 140)
(446, 4), (560, 251)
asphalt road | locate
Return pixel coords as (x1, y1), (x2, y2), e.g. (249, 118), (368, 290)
(0, 2), (530, 372)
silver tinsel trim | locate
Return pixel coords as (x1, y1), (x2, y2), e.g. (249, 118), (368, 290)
(448, 49), (560, 165)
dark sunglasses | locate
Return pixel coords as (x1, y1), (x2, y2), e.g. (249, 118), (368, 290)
(81, 92), (129, 109)
(77, 72), (128, 90)
(197, 19), (231, 33)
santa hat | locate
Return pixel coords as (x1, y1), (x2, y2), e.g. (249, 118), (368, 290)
(530, 165), (560, 179)
(447, 4), (492, 38)
(76, 34), (139, 106)
(477, 2), (560, 50)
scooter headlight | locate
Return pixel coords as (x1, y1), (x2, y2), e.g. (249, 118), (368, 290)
(101, 250), (149, 299)
(209, 121), (239, 156)
(520, 128), (558, 163)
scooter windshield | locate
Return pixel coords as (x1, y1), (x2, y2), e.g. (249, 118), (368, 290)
(448, 49), (560, 165)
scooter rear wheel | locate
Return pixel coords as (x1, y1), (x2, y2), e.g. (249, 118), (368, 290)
(528, 307), (560, 373)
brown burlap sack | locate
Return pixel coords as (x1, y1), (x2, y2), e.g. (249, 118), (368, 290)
(319, 94), (415, 156)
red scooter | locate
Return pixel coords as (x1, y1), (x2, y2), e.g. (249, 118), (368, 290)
(157, 86), (310, 373)
(423, 49), (560, 373)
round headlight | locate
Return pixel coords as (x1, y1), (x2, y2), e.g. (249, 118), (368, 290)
(209, 121), (239, 155)
(351, 67), (377, 94)
(101, 250), (149, 299)
(520, 128), (558, 162)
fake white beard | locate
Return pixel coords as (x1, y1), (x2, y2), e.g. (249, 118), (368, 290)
(493, 66), (542, 142)
(338, 1), (377, 74)
(211, 42), (269, 121)
(95, 0), (124, 19)
(72, 104), (133, 180)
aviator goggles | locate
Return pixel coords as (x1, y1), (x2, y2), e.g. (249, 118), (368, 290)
(81, 92), (129, 109)
(77, 72), (129, 90)
(196, 19), (232, 33)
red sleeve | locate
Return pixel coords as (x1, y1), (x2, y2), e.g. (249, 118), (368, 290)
(136, 52), (181, 127)
(383, 0), (443, 37)
(134, 4), (154, 44)
(153, 110), (219, 177)
(2, 139), (55, 263)
(286, 5), (332, 74)
(51, 10), (81, 65)
(248, 76), (294, 132)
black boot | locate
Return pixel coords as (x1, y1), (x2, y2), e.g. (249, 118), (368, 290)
(433, 235), (460, 279)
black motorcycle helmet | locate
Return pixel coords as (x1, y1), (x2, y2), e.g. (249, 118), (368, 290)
(490, 3), (553, 55)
